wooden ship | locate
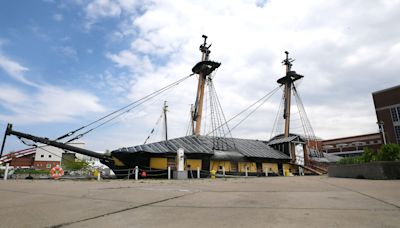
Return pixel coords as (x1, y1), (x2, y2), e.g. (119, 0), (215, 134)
(1, 35), (328, 178)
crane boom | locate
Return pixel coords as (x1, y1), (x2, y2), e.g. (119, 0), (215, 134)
(2, 123), (112, 161)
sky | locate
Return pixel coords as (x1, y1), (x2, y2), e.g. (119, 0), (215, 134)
(1, 0), (399, 153)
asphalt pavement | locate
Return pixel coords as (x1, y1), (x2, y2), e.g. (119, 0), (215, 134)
(0, 176), (399, 228)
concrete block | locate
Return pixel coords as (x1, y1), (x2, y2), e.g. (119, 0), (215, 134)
(328, 161), (400, 179)
(173, 170), (188, 180)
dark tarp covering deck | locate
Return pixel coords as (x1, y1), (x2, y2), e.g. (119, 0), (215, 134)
(112, 135), (289, 160)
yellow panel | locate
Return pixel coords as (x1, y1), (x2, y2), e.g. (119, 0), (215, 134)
(185, 159), (202, 170)
(262, 163), (278, 173)
(210, 160), (232, 172)
(238, 162), (257, 172)
(112, 156), (125, 166)
(283, 164), (297, 174)
(150, 157), (167, 170)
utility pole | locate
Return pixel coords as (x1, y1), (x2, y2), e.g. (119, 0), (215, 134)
(192, 35), (220, 135)
(164, 101), (168, 141)
(377, 121), (387, 145)
(276, 51), (303, 138)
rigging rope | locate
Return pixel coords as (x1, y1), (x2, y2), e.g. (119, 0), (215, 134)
(292, 85), (323, 157)
(143, 111), (164, 144)
(57, 73), (194, 143)
(226, 85), (281, 135)
(270, 91), (285, 139)
(207, 85), (282, 136)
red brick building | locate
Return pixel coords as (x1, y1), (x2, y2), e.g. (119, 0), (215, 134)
(322, 133), (382, 157)
(0, 148), (36, 168)
(372, 85), (400, 144)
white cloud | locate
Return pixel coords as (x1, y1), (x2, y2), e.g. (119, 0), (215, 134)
(53, 46), (78, 60)
(96, 0), (400, 143)
(0, 85), (29, 104)
(0, 84), (105, 124)
(0, 54), (39, 87)
(6, 0), (395, 151)
(0, 43), (104, 125)
(106, 50), (153, 73)
(86, 0), (122, 19)
(53, 13), (63, 21)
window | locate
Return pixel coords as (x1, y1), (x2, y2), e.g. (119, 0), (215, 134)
(395, 126), (400, 144)
(40, 154), (44, 158)
(398, 107), (400, 119)
(391, 107), (400, 122)
(46, 163), (51, 168)
(48, 155), (52, 158)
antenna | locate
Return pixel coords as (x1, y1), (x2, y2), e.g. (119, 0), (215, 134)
(282, 50), (295, 71)
(200, 34), (211, 60)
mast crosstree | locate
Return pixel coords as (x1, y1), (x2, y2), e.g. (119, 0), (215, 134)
(276, 51), (304, 138)
(192, 35), (221, 136)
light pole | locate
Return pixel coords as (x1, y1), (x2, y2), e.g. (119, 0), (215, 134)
(377, 121), (387, 145)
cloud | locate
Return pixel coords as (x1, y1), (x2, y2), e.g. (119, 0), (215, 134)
(0, 54), (40, 87)
(106, 50), (153, 73)
(0, 84), (105, 124)
(91, 0), (400, 143)
(4, 0), (397, 152)
(83, 0), (144, 30)
(53, 13), (63, 21)
(53, 46), (78, 60)
(86, 0), (122, 19)
(0, 44), (103, 125)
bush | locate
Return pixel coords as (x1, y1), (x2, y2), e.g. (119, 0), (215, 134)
(337, 156), (363, 165)
(376, 144), (400, 161)
(336, 144), (400, 165)
(62, 159), (89, 171)
(14, 169), (49, 175)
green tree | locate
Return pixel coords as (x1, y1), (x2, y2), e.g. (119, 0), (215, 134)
(376, 144), (400, 161)
(362, 147), (375, 163)
(62, 159), (89, 171)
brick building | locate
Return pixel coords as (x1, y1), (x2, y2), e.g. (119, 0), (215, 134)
(0, 148), (36, 168)
(372, 85), (400, 144)
(322, 133), (382, 157)
(1, 142), (85, 170)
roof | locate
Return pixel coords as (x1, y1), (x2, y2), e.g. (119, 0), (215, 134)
(372, 84), (400, 94)
(113, 135), (290, 160)
(267, 134), (308, 145)
(322, 133), (381, 143)
(0, 148), (36, 163)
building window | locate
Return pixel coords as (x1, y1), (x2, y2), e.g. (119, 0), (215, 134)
(46, 163), (51, 168)
(48, 155), (52, 158)
(391, 107), (400, 122)
(395, 126), (400, 144)
(40, 154), (44, 158)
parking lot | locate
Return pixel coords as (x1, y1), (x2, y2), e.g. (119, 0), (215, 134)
(0, 176), (399, 228)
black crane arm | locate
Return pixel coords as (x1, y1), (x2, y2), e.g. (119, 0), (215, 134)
(2, 123), (112, 161)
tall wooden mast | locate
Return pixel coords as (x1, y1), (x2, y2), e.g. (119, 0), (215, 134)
(191, 35), (220, 135)
(277, 51), (303, 138)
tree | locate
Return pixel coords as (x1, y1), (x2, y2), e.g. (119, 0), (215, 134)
(62, 159), (89, 171)
(376, 144), (400, 161)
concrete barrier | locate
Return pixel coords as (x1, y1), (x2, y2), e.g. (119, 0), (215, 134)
(328, 161), (400, 179)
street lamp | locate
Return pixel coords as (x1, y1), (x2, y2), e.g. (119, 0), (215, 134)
(377, 121), (387, 145)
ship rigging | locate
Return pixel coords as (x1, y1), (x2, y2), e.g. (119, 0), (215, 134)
(1, 35), (327, 177)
